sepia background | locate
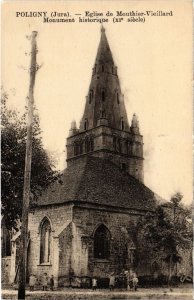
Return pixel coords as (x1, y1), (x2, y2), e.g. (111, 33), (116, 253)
(2, 0), (193, 205)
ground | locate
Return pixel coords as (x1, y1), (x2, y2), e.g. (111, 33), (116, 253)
(2, 285), (193, 300)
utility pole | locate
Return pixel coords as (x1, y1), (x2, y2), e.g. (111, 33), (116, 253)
(18, 31), (38, 300)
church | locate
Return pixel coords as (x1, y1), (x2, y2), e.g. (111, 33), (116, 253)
(26, 27), (157, 287)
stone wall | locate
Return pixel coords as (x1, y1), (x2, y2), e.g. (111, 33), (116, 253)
(28, 204), (73, 285)
(72, 205), (142, 280)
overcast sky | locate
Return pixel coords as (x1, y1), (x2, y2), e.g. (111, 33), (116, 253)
(2, 0), (193, 205)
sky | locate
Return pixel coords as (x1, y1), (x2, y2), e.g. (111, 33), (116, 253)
(2, 0), (193, 205)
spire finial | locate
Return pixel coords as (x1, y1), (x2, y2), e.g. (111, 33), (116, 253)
(132, 113), (139, 127)
(101, 24), (105, 33)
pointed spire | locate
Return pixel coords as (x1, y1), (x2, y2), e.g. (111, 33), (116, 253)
(79, 28), (130, 131)
(132, 114), (139, 127)
(101, 24), (105, 33)
(131, 114), (140, 134)
(71, 120), (77, 130)
(69, 120), (78, 136)
(95, 26), (114, 64)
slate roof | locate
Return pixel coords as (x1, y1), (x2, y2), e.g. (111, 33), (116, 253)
(36, 156), (155, 211)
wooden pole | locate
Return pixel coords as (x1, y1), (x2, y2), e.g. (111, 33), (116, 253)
(18, 31), (38, 300)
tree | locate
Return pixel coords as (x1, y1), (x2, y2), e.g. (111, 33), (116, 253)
(138, 194), (192, 285)
(1, 88), (59, 230)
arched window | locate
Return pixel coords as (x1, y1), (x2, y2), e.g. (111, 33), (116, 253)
(102, 90), (105, 102)
(90, 139), (94, 151)
(113, 136), (116, 151)
(84, 119), (88, 131)
(100, 109), (106, 118)
(79, 142), (83, 154)
(74, 142), (78, 155)
(117, 139), (122, 152)
(101, 65), (104, 72)
(85, 137), (94, 153)
(89, 90), (93, 104)
(113, 136), (122, 152)
(94, 224), (110, 259)
(74, 141), (83, 156)
(40, 219), (51, 264)
(125, 141), (129, 154)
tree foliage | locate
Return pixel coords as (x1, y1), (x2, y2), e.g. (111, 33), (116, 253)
(1, 89), (59, 230)
(137, 193), (192, 283)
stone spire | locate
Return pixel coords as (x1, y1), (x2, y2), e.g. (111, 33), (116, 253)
(66, 28), (144, 182)
(95, 25), (114, 65)
(131, 113), (140, 134)
(80, 27), (130, 132)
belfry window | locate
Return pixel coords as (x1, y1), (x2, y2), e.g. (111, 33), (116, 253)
(90, 139), (94, 151)
(113, 136), (122, 152)
(40, 218), (51, 264)
(113, 136), (116, 151)
(85, 136), (94, 153)
(100, 109), (106, 118)
(126, 140), (132, 155)
(94, 225), (110, 259)
(74, 141), (83, 156)
(102, 90), (105, 102)
(89, 90), (93, 104)
(85, 138), (90, 153)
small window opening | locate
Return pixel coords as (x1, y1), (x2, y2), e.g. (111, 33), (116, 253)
(102, 90), (105, 102)
(113, 137), (116, 151)
(90, 139), (94, 151)
(89, 90), (93, 104)
(100, 109), (106, 118)
(122, 163), (126, 171)
(117, 92), (120, 104)
(102, 65), (104, 72)
(117, 139), (122, 152)
(84, 119), (88, 131)
(85, 139), (89, 152)
(121, 118), (124, 130)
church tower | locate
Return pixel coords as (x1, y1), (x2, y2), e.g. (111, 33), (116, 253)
(66, 27), (144, 182)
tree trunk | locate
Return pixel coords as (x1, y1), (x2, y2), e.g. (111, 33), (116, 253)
(168, 254), (173, 287)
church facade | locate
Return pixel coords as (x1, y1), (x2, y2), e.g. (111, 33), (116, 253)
(27, 27), (156, 287)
